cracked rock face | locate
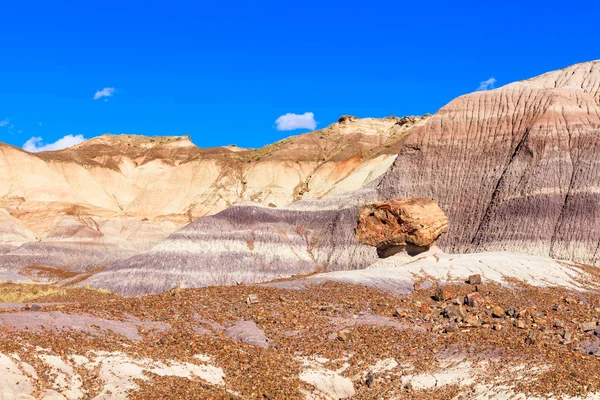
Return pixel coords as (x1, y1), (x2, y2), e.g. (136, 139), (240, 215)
(379, 60), (600, 266)
(355, 198), (448, 249)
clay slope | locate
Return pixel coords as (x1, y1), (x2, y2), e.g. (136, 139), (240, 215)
(86, 204), (380, 296)
(84, 196), (450, 296)
(379, 60), (600, 266)
(0, 116), (426, 272)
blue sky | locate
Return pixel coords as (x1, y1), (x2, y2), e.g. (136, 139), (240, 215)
(1, 1), (598, 151)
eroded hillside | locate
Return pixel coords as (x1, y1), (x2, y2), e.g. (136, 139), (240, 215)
(0, 115), (427, 270)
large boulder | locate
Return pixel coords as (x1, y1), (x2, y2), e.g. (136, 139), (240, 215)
(355, 198), (448, 255)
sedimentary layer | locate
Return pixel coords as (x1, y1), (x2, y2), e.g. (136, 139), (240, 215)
(379, 60), (600, 265)
(85, 204), (380, 296)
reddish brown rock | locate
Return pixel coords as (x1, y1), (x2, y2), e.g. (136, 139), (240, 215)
(465, 292), (485, 307)
(464, 315), (480, 327)
(355, 198), (448, 249)
(492, 306), (505, 318)
(581, 321), (597, 332)
(444, 304), (467, 322)
(337, 329), (352, 342)
(434, 287), (454, 302)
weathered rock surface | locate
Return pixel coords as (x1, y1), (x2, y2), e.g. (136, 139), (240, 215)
(355, 198), (448, 250)
(379, 60), (600, 266)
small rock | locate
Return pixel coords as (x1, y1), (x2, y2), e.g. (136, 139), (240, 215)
(552, 304), (561, 311)
(506, 306), (520, 318)
(581, 321), (597, 332)
(564, 296), (577, 304)
(365, 373), (374, 388)
(404, 382), (413, 391)
(414, 281), (433, 291)
(516, 320), (527, 329)
(337, 329), (352, 342)
(554, 320), (565, 328)
(443, 304), (467, 322)
(562, 329), (572, 342)
(263, 393), (273, 400)
(246, 294), (259, 305)
(491, 306), (504, 318)
(434, 287), (454, 302)
(464, 315), (480, 327)
(493, 324), (502, 331)
(393, 308), (409, 319)
(445, 325), (459, 333)
(526, 330), (542, 345)
(533, 316), (547, 324)
(170, 286), (181, 296)
(468, 274), (482, 285)
(465, 292), (485, 307)
(30, 304), (41, 312)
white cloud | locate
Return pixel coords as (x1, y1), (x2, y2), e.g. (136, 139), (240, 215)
(23, 134), (86, 152)
(0, 118), (9, 127)
(275, 112), (317, 131)
(93, 87), (115, 100)
(477, 77), (497, 91)
(38, 122), (43, 127)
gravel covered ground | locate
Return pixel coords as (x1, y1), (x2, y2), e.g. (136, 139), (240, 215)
(2, 276), (600, 399)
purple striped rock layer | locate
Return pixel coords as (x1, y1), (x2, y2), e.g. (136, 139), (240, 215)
(379, 61), (600, 265)
(85, 205), (378, 296)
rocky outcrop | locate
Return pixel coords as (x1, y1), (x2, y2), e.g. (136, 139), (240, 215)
(379, 60), (600, 266)
(355, 198), (448, 252)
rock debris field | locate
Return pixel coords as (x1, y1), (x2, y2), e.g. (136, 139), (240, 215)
(3, 266), (600, 399)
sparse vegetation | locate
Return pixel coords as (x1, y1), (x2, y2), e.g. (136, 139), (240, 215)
(0, 281), (117, 304)
(0, 283), (65, 303)
(82, 284), (113, 295)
